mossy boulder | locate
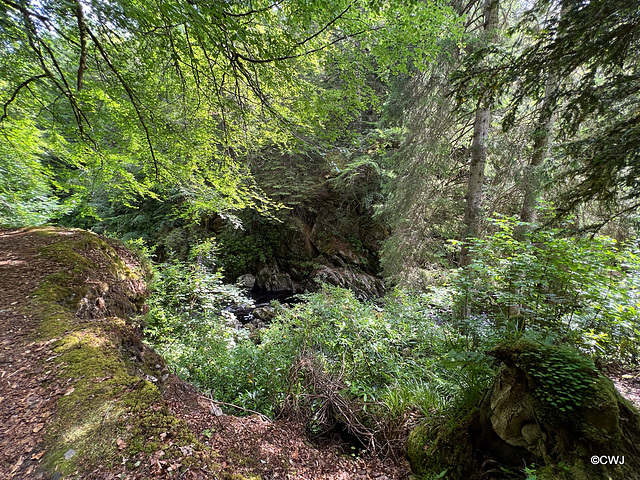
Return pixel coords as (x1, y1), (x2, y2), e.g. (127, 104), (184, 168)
(407, 340), (640, 479)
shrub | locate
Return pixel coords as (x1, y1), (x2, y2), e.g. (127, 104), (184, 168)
(145, 275), (497, 453)
(454, 216), (640, 363)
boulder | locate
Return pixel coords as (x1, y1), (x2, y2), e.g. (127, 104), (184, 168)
(256, 263), (297, 292)
(253, 306), (277, 322)
(237, 273), (256, 289)
(407, 340), (640, 480)
(310, 265), (385, 299)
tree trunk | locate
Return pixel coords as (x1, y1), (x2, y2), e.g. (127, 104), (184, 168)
(519, 76), (557, 228)
(459, 0), (500, 267)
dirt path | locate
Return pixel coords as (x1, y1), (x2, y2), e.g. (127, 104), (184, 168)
(0, 228), (412, 479)
(610, 368), (640, 408)
(0, 229), (69, 478)
(164, 386), (406, 480)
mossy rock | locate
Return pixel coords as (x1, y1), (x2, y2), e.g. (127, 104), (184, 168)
(407, 340), (640, 479)
(407, 415), (478, 479)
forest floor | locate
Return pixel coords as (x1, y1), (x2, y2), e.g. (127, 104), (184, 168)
(2, 227), (640, 480)
(0, 227), (408, 480)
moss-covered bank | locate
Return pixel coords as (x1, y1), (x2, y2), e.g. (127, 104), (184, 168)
(407, 340), (640, 479)
(26, 227), (211, 478)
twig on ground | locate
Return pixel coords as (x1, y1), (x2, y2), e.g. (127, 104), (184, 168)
(200, 393), (272, 423)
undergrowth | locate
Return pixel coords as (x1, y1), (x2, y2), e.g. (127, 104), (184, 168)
(144, 248), (497, 455)
(143, 220), (640, 462)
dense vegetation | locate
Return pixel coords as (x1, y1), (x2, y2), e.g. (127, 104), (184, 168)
(2, 0), (640, 478)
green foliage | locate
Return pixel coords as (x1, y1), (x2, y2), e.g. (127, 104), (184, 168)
(266, 287), (495, 411)
(216, 219), (281, 280)
(523, 464), (537, 480)
(379, 61), (466, 283)
(144, 242), (251, 341)
(522, 347), (596, 414)
(492, 341), (599, 416)
(454, 215), (640, 362)
(0, 0), (461, 224)
(456, 0), (640, 217)
(0, 118), (71, 226)
(146, 268), (496, 426)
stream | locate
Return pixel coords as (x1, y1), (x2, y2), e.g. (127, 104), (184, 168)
(224, 288), (297, 326)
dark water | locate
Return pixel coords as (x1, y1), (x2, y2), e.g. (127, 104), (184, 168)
(224, 288), (296, 324)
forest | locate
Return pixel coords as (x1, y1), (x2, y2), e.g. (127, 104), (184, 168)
(1, 0), (640, 479)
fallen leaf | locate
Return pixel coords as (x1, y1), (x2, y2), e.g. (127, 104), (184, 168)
(10, 455), (24, 474)
(116, 438), (127, 450)
(32, 451), (45, 461)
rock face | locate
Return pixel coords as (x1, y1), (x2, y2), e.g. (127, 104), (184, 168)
(407, 340), (640, 480)
(237, 273), (256, 289)
(248, 260), (385, 299)
(309, 265), (385, 299)
(219, 152), (388, 300)
(256, 264), (297, 293)
(489, 366), (541, 450)
(227, 209), (387, 298)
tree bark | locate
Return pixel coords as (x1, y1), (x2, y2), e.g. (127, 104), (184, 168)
(459, 0), (500, 267)
(75, 0), (88, 91)
(518, 76), (557, 228)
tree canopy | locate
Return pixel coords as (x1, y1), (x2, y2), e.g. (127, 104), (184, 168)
(0, 0), (461, 224)
(455, 0), (640, 217)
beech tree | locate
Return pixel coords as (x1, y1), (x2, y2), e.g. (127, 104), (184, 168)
(0, 0), (460, 225)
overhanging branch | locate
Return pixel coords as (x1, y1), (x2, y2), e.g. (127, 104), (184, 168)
(0, 74), (47, 121)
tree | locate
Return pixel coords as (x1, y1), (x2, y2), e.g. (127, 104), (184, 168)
(459, 0), (500, 267)
(470, 0), (640, 224)
(0, 0), (460, 225)
(380, 0), (516, 283)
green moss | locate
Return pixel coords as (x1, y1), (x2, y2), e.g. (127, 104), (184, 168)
(21, 227), (208, 477)
(406, 423), (431, 474)
(490, 340), (600, 423)
(408, 341), (640, 480)
(37, 229), (135, 273)
(38, 324), (129, 474)
(407, 414), (476, 479)
(535, 461), (584, 480)
(38, 322), (161, 474)
(222, 474), (262, 480)
(489, 341), (640, 480)
(226, 448), (261, 469)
